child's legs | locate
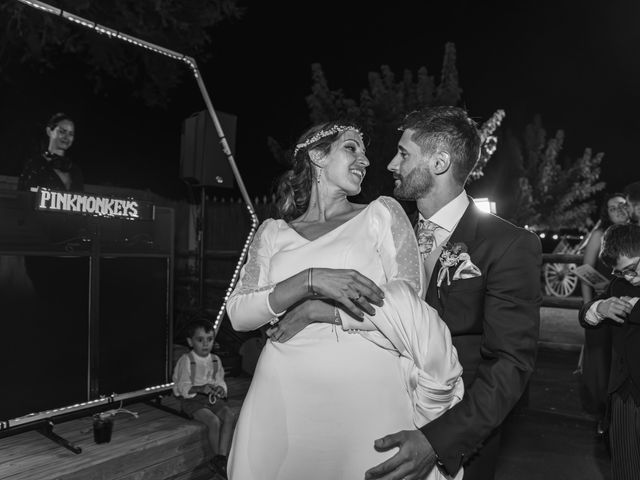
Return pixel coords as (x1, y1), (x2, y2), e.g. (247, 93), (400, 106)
(216, 405), (237, 456)
(208, 401), (237, 456)
(192, 408), (222, 455)
(609, 392), (640, 480)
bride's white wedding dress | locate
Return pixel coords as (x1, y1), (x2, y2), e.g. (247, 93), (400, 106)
(226, 196), (464, 480)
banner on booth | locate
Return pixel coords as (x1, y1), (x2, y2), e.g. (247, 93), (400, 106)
(33, 188), (154, 221)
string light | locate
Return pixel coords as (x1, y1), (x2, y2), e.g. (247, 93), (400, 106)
(214, 202), (259, 330)
(2, 383), (176, 428)
(3, 397), (111, 428)
(18, 0), (59, 14)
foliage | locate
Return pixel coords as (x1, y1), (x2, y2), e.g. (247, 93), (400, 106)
(503, 115), (605, 230)
(270, 42), (504, 201)
(0, 0), (242, 106)
(470, 109), (506, 182)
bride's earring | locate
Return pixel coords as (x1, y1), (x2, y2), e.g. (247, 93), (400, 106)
(309, 150), (324, 185)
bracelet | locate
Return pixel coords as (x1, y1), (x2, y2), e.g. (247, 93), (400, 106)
(333, 305), (341, 325)
(307, 268), (315, 296)
(267, 285), (286, 322)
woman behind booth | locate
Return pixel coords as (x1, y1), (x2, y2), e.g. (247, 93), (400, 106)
(18, 112), (84, 192)
(16, 113), (87, 309)
(5, 113), (88, 421)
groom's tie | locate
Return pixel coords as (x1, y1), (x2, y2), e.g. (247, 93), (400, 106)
(416, 219), (441, 284)
(416, 219), (438, 257)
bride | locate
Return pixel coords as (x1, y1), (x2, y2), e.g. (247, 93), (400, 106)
(225, 121), (464, 480)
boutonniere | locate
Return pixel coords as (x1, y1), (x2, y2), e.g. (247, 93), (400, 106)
(436, 242), (482, 291)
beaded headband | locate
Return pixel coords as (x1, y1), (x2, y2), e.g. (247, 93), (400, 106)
(293, 125), (362, 157)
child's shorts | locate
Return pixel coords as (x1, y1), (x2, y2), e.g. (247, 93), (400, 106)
(180, 393), (228, 419)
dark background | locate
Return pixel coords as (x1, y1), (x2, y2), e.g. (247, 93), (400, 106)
(2, 0), (639, 206)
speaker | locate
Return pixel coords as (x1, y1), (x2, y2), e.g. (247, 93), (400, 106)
(180, 110), (237, 188)
(97, 256), (171, 396)
(1, 255), (90, 420)
(0, 197), (175, 426)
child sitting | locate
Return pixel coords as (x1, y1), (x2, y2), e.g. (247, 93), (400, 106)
(173, 319), (236, 478)
(579, 223), (640, 480)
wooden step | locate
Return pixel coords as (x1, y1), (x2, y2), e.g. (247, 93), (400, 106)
(0, 377), (251, 480)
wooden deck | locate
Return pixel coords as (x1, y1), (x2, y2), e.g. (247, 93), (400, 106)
(0, 376), (251, 480)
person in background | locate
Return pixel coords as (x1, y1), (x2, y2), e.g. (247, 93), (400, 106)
(623, 181), (640, 226)
(579, 223), (640, 480)
(578, 192), (630, 438)
(173, 319), (236, 479)
(18, 112), (83, 192)
(16, 113), (85, 297)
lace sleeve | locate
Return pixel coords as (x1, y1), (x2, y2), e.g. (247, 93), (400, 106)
(225, 219), (279, 331)
(377, 196), (425, 297)
(338, 196), (425, 331)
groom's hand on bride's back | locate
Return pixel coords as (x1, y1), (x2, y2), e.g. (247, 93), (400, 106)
(365, 429), (436, 480)
(311, 268), (385, 317)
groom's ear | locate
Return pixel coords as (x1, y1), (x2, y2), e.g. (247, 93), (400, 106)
(432, 149), (452, 175)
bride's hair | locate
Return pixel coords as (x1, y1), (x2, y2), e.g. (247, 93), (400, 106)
(275, 120), (361, 221)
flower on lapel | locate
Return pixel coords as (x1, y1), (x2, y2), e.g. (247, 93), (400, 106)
(437, 242), (481, 288)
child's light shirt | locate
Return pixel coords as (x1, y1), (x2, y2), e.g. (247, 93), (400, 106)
(172, 352), (227, 399)
(586, 296), (640, 324)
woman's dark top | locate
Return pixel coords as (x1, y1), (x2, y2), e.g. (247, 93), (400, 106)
(17, 152), (84, 192)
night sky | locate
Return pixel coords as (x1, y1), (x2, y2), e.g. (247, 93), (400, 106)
(2, 0), (640, 203)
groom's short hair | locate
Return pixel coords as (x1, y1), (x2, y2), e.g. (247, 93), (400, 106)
(399, 106), (481, 186)
(599, 223), (640, 268)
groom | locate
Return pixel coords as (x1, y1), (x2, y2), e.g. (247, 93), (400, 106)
(366, 106), (542, 480)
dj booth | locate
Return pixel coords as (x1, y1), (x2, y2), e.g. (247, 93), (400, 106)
(0, 187), (174, 435)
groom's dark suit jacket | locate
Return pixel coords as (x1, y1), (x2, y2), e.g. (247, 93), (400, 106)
(417, 199), (542, 476)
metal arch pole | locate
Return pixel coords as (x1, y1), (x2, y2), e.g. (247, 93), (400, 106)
(183, 60), (260, 330)
(190, 60), (258, 226)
